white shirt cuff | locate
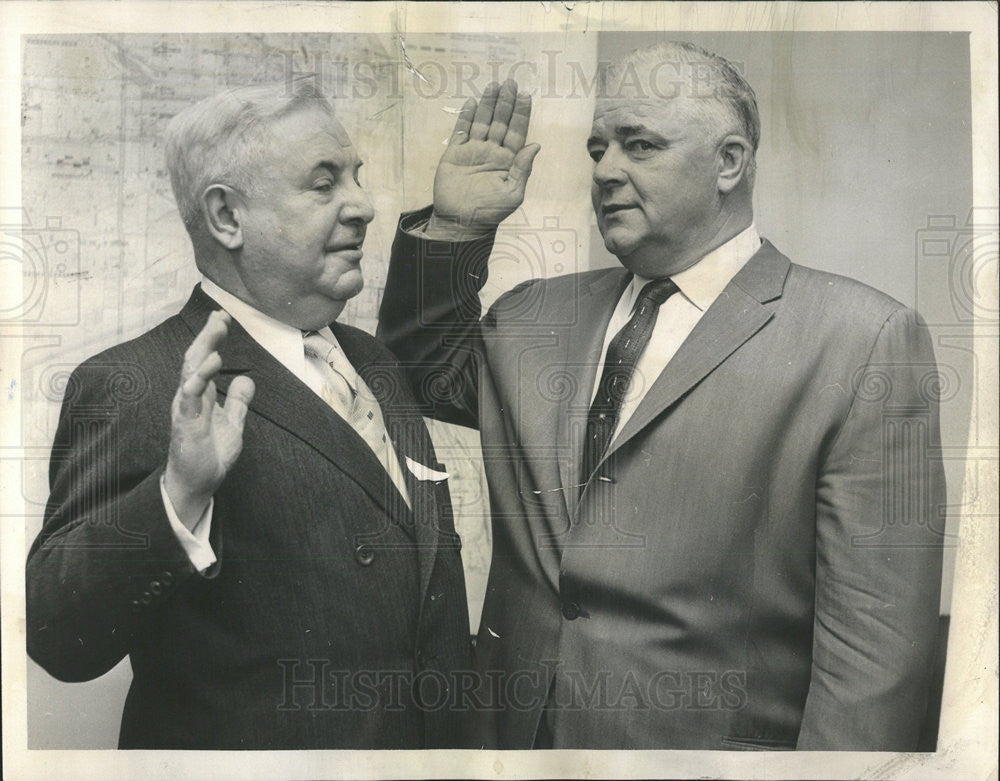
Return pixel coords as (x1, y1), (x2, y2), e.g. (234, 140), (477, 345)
(407, 217), (492, 242)
(159, 474), (217, 573)
(407, 218), (434, 239)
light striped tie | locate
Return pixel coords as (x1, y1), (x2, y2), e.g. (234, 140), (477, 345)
(302, 331), (411, 509)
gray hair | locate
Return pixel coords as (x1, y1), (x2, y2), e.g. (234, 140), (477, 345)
(164, 79), (333, 239)
(599, 41), (760, 153)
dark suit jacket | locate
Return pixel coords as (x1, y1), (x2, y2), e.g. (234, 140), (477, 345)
(27, 286), (471, 749)
(378, 208), (946, 750)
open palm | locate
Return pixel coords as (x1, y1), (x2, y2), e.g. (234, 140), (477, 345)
(431, 80), (541, 235)
(164, 310), (255, 527)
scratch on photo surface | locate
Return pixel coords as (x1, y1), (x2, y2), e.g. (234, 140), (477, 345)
(367, 102), (399, 121)
(397, 35), (430, 85)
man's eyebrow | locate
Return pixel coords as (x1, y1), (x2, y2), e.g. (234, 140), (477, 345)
(311, 158), (364, 172)
(587, 124), (657, 146)
(615, 124), (649, 137)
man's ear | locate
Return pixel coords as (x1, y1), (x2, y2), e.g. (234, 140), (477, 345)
(202, 184), (245, 250)
(716, 136), (753, 194)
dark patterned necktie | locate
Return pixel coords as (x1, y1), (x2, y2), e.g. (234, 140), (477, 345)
(580, 277), (679, 489)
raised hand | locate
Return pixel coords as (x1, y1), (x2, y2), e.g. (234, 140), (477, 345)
(428, 78), (541, 237)
(163, 310), (255, 529)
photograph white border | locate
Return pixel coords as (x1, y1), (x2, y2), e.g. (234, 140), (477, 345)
(2, 2), (996, 779)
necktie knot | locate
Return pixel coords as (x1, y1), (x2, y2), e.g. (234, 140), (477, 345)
(304, 330), (358, 390)
(638, 277), (679, 306)
(302, 330), (332, 361)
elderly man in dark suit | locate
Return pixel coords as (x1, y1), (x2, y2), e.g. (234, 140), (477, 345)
(379, 41), (945, 750)
(26, 81), (470, 749)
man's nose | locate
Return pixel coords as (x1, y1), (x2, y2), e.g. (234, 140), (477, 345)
(342, 183), (375, 224)
(593, 146), (627, 188)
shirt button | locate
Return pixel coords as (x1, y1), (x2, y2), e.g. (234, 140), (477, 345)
(355, 544), (376, 566)
(562, 601), (581, 621)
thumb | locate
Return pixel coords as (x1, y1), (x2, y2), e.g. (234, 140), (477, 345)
(223, 375), (256, 430)
(509, 143), (541, 190)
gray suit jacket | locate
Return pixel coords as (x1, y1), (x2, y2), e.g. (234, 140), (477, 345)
(27, 286), (471, 749)
(379, 209), (945, 750)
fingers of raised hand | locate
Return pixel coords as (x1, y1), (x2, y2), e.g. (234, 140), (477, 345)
(177, 311), (230, 417)
(469, 81), (501, 141)
(177, 352), (221, 418)
(487, 79), (518, 145)
(181, 310), (230, 382)
(449, 97), (477, 145)
(503, 91), (533, 153)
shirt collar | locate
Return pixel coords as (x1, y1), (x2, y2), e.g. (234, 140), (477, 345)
(629, 223), (761, 312)
(199, 277), (338, 377)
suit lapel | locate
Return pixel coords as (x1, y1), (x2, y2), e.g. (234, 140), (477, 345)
(604, 242), (790, 461)
(555, 270), (632, 517)
(178, 288), (412, 530)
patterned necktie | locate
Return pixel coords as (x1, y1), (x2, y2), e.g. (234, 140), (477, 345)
(580, 277), (679, 489)
(302, 331), (411, 509)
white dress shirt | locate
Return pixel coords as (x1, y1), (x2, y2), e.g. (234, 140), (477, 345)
(591, 224), (762, 441)
(162, 277), (410, 572)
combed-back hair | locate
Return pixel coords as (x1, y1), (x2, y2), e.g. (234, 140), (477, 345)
(598, 40), (760, 153)
(164, 79), (333, 239)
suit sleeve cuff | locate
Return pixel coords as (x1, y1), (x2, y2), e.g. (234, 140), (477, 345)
(160, 474), (217, 573)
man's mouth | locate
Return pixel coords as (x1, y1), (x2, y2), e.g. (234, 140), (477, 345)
(326, 240), (365, 257)
(602, 203), (636, 216)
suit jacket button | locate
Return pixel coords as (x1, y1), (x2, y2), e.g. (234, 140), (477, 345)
(149, 581), (162, 595)
(160, 571), (174, 586)
(140, 592), (153, 605)
(355, 544), (375, 566)
(130, 599), (141, 612)
(562, 601), (580, 620)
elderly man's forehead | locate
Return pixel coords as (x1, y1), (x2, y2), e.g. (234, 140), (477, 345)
(272, 105), (353, 146)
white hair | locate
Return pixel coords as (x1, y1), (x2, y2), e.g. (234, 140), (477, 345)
(164, 79), (333, 241)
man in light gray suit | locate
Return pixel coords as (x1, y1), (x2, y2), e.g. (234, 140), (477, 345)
(379, 41), (945, 750)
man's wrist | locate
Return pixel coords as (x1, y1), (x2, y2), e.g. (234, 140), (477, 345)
(163, 464), (213, 532)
